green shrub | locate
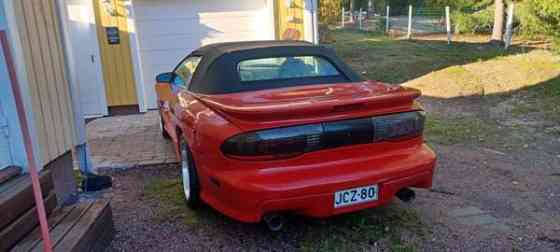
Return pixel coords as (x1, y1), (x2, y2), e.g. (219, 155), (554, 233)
(452, 7), (494, 34)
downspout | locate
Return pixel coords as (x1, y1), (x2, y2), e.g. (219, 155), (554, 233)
(312, 0), (319, 44)
(1, 31), (53, 252)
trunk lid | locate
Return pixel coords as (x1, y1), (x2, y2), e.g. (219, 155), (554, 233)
(196, 81), (421, 130)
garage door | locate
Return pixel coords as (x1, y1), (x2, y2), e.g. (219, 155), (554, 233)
(133, 0), (275, 109)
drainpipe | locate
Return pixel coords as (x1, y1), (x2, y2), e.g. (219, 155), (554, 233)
(1, 32), (53, 251)
(312, 0), (319, 44)
(306, 0), (319, 44)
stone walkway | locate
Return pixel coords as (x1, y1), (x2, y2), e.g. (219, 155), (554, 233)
(87, 111), (177, 173)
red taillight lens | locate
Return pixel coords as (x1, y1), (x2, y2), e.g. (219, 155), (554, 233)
(221, 111), (425, 159)
(373, 111), (425, 141)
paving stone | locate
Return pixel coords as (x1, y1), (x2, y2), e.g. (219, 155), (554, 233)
(87, 111), (176, 172)
(448, 206), (486, 217)
(457, 214), (499, 226)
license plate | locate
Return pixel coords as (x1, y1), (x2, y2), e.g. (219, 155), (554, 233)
(334, 184), (378, 208)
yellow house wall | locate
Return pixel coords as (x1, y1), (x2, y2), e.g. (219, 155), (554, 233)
(93, 0), (137, 107)
(12, 0), (77, 166)
(275, 0), (306, 40)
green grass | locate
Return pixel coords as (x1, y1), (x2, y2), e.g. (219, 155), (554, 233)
(425, 116), (501, 145)
(73, 169), (83, 189)
(329, 29), (511, 84)
(144, 178), (227, 226)
(299, 206), (425, 252)
(328, 29), (560, 146)
(509, 76), (560, 123)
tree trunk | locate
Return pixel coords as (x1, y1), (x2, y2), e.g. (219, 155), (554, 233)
(491, 0), (505, 43)
(350, 0), (354, 12)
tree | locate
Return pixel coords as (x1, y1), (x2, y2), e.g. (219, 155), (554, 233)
(319, 0), (343, 25)
(490, 0), (505, 43)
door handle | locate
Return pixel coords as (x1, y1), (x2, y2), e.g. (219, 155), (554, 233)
(91, 55), (95, 63)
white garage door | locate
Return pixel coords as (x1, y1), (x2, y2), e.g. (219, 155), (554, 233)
(133, 0), (275, 109)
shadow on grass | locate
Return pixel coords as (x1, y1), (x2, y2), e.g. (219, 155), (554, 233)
(327, 29), (559, 149)
(328, 29), (538, 84)
(422, 74), (560, 148)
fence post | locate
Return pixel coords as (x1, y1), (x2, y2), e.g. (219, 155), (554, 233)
(359, 8), (363, 30)
(407, 5), (413, 39)
(386, 6), (390, 33)
(342, 7), (345, 28)
(504, 3), (515, 50)
(446, 6), (452, 44)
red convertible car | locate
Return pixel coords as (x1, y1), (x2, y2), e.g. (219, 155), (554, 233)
(155, 41), (436, 230)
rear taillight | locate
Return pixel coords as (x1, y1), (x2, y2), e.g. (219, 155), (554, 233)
(221, 111), (425, 159)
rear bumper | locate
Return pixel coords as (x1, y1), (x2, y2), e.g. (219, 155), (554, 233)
(201, 143), (436, 223)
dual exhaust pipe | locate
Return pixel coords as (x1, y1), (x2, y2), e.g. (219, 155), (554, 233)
(396, 187), (416, 203)
(263, 188), (416, 231)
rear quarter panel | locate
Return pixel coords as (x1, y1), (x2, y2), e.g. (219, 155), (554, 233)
(176, 92), (242, 192)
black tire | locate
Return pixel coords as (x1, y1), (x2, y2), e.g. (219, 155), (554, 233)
(160, 115), (171, 140)
(180, 138), (201, 208)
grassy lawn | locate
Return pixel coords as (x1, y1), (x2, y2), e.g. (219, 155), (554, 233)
(144, 30), (560, 251)
(328, 29), (560, 148)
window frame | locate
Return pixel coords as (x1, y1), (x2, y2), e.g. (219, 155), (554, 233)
(172, 55), (202, 89)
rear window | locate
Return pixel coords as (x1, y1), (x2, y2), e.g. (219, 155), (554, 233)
(238, 56), (341, 82)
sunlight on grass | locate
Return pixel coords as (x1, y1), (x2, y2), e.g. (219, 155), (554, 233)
(405, 50), (560, 99)
(329, 29), (560, 101)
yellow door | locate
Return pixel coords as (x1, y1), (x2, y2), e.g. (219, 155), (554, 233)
(275, 0), (305, 40)
(93, 0), (137, 107)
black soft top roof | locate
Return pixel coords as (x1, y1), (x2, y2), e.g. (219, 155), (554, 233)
(179, 41), (363, 94)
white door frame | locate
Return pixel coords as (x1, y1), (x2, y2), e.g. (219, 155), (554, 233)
(126, 0), (277, 111)
(126, 0), (148, 113)
(59, 0), (108, 118)
(303, 0), (319, 44)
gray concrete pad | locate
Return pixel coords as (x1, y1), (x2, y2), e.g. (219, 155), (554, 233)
(87, 111), (177, 172)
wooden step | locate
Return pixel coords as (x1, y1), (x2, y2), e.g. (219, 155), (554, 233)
(0, 166), (22, 185)
(0, 171), (53, 231)
(10, 205), (77, 252)
(11, 200), (114, 252)
(0, 192), (57, 251)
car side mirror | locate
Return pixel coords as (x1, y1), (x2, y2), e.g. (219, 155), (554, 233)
(156, 72), (174, 83)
